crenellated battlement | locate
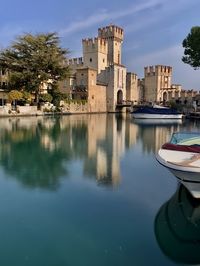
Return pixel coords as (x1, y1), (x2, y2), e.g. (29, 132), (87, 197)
(98, 25), (124, 41)
(145, 65), (172, 76)
(144, 66), (155, 76)
(67, 57), (83, 66)
(82, 37), (108, 54)
(127, 72), (137, 81)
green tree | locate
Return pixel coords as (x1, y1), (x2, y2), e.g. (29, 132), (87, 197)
(39, 93), (53, 103)
(0, 33), (70, 103)
(22, 91), (32, 104)
(51, 85), (70, 107)
(8, 90), (23, 105)
(182, 26), (200, 69)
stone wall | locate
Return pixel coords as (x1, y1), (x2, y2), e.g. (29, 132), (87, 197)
(62, 102), (89, 113)
(0, 106), (10, 115)
(126, 72), (138, 103)
(17, 105), (38, 115)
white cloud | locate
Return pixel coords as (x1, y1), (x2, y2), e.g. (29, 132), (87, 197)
(59, 0), (162, 36)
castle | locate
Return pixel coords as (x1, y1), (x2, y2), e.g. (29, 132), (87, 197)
(0, 24), (198, 111)
(59, 24), (198, 111)
(59, 24), (128, 112)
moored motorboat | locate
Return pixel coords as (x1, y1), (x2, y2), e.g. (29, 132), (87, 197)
(156, 132), (200, 198)
(132, 105), (183, 119)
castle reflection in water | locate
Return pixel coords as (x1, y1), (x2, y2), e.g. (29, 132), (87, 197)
(0, 114), (188, 189)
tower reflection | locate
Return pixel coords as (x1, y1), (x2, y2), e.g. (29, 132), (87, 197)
(0, 114), (139, 189)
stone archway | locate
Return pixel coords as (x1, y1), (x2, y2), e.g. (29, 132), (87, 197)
(117, 90), (123, 104)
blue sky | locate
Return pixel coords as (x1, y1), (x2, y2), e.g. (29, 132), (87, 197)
(0, 0), (200, 90)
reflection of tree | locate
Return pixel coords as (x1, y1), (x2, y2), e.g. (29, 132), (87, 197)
(70, 124), (88, 158)
(0, 118), (72, 190)
(155, 185), (200, 265)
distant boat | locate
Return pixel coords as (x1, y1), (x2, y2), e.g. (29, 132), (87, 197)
(156, 132), (200, 198)
(131, 105), (183, 119)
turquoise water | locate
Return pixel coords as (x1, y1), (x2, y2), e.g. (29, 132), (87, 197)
(0, 114), (199, 266)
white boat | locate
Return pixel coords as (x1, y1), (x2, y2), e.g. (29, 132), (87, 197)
(156, 132), (200, 198)
(132, 105), (183, 119)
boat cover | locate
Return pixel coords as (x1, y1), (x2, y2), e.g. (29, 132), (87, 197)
(133, 106), (180, 114)
(162, 143), (200, 153)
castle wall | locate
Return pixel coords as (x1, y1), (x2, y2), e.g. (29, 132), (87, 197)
(75, 68), (107, 112)
(82, 38), (108, 73)
(126, 72), (138, 103)
(138, 78), (145, 103)
(144, 65), (172, 102)
(87, 69), (107, 113)
(58, 75), (75, 95)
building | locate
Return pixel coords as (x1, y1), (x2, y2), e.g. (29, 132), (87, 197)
(61, 24), (138, 112)
(139, 65), (198, 105)
(144, 65), (172, 103)
(126, 72), (138, 104)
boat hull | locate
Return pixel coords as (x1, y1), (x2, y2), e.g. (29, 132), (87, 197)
(171, 171), (200, 199)
(156, 149), (200, 198)
(156, 149), (200, 173)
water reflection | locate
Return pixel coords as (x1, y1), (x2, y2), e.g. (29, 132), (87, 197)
(0, 114), (139, 190)
(0, 115), (189, 190)
(0, 117), (72, 190)
(133, 118), (182, 154)
(155, 185), (200, 265)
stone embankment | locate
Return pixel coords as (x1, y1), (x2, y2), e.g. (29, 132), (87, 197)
(0, 102), (98, 117)
(0, 105), (42, 116)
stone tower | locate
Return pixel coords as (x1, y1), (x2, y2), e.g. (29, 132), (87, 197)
(144, 65), (172, 103)
(98, 25), (124, 65)
(82, 37), (108, 73)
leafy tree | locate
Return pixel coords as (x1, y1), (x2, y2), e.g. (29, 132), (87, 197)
(39, 93), (53, 103)
(22, 91), (32, 104)
(8, 90), (23, 105)
(0, 33), (70, 103)
(182, 26), (200, 69)
(51, 86), (70, 107)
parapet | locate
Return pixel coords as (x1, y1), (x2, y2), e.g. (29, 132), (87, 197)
(155, 65), (172, 74)
(127, 72), (137, 80)
(144, 66), (155, 76)
(82, 37), (108, 53)
(98, 25), (124, 41)
(144, 65), (172, 76)
(67, 57), (83, 66)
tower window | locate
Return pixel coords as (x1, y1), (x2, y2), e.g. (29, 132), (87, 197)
(103, 58), (105, 63)
(90, 58), (92, 62)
